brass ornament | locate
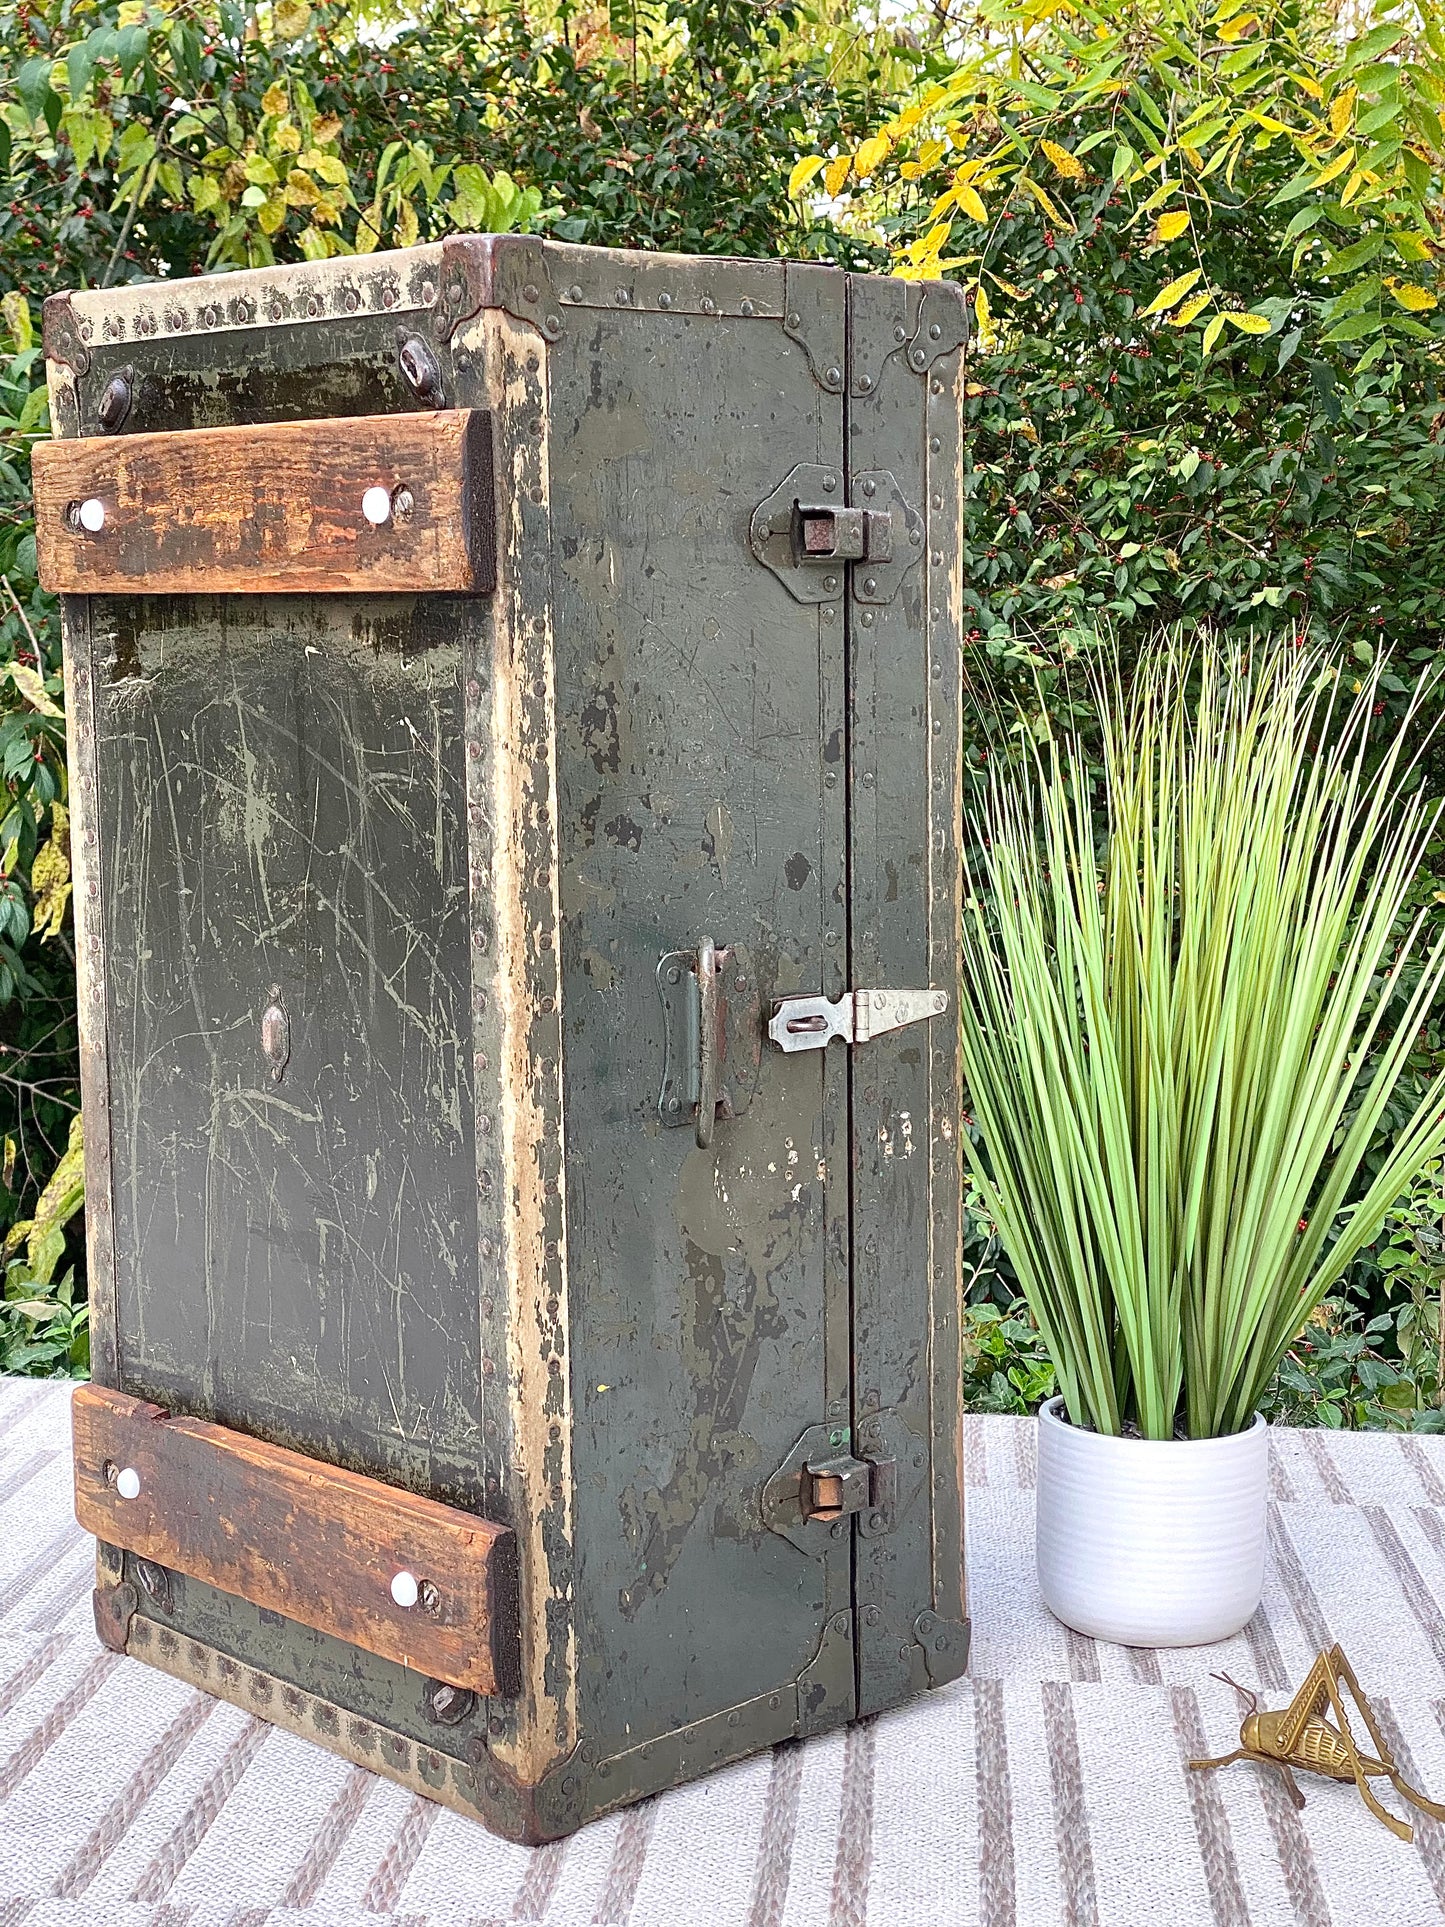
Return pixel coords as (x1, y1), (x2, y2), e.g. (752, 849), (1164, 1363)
(1190, 1643), (1445, 1842)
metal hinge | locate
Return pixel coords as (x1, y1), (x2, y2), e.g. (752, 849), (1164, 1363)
(768, 986), (948, 1054)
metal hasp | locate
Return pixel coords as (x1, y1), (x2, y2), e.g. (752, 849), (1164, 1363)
(750, 462), (924, 606)
(768, 986), (949, 1054)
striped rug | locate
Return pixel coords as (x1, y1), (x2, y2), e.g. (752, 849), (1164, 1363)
(3, 1378), (1445, 1926)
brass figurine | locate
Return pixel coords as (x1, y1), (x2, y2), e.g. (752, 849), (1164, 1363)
(1190, 1643), (1445, 1842)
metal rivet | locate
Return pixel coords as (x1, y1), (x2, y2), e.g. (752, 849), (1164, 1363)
(862, 576), (877, 595)
(822, 574), (838, 592)
(830, 1521), (846, 1540)
(932, 379), (945, 394)
(787, 311), (801, 328)
(822, 474), (837, 492)
(911, 348), (927, 369)
(307, 297), (320, 318)
(825, 365), (842, 386)
(932, 493), (944, 510)
(116, 1467), (141, 1500)
(391, 1570), (420, 1608)
(832, 1613), (849, 1635)
(932, 551), (943, 566)
(930, 436), (942, 453)
(391, 486), (414, 521)
(421, 280), (436, 305)
(658, 290), (673, 310)
(568, 283), (583, 301)
(911, 528), (924, 546)
(862, 479), (877, 497)
(545, 313), (561, 334)
(861, 611), (875, 627)
(701, 296), (716, 314)
(615, 287), (630, 305)
(382, 286), (397, 310)
(894, 324), (906, 343)
(740, 299), (755, 317)
(858, 375), (873, 392)
(362, 486), (392, 526)
(930, 323), (942, 340)
(523, 282), (539, 302)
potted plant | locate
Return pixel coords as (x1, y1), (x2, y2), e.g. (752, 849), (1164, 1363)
(958, 639), (1445, 1646)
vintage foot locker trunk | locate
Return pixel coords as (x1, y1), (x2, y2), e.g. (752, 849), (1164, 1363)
(36, 234), (969, 1842)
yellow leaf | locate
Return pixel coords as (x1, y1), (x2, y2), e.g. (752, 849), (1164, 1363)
(283, 169), (320, 208)
(30, 809), (71, 943)
(1329, 87), (1356, 140)
(956, 183), (987, 222)
(1, 291), (33, 351)
(1223, 311), (1271, 333)
(1340, 167), (1368, 207)
(272, 121), (301, 155)
(1311, 147), (1355, 190)
(1019, 174), (1072, 230)
(355, 199), (384, 255)
(393, 199), (420, 250)
(1168, 290), (1213, 326)
(311, 114), (342, 146)
(987, 274), (1029, 299)
(974, 284), (996, 349)
(855, 134), (891, 181)
(1391, 282), (1439, 312)
(823, 153), (851, 198)
(917, 138), (946, 171)
(788, 155), (827, 199)
(894, 104), (923, 135)
(1153, 207), (1191, 242)
(1217, 12), (1257, 40)
(1202, 314), (1225, 354)
(261, 82), (289, 119)
(257, 193), (287, 235)
(3, 661), (62, 719)
(1041, 138), (1085, 183)
(1139, 268), (1203, 318)
(272, 0), (311, 37)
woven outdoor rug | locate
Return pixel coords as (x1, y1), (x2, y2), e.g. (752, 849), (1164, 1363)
(4, 1379), (1445, 1926)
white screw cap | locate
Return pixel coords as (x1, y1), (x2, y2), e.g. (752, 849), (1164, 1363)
(362, 486), (392, 527)
(115, 1466), (141, 1500)
(390, 1569), (419, 1609)
(78, 498), (106, 533)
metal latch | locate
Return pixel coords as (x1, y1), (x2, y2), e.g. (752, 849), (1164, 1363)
(797, 504), (893, 564)
(749, 462), (924, 607)
(657, 939), (762, 1148)
(768, 986), (948, 1054)
(801, 1454), (873, 1521)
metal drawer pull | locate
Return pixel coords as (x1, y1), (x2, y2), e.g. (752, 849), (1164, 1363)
(769, 986), (948, 1053)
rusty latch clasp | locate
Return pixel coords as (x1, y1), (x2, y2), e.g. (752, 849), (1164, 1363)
(796, 503), (893, 565)
(801, 1454), (873, 1522)
(768, 986), (948, 1054)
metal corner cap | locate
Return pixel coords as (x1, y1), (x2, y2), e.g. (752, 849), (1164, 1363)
(43, 291), (90, 376)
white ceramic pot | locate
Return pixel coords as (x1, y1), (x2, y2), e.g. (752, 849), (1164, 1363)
(1035, 1395), (1269, 1647)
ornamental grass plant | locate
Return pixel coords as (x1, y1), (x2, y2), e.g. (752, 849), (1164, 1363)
(959, 639), (1445, 1441)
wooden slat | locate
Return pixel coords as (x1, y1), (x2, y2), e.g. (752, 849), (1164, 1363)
(33, 409), (495, 596)
(72, 1384), (518, 1696)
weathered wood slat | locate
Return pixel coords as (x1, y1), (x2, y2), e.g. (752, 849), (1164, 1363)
(33, 408), (495, 595)
(72, 1384), (519, 1697)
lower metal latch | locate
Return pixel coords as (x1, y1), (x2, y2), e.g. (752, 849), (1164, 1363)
(768, 986), (948, 1054)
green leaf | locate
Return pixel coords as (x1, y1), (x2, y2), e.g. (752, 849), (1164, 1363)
(1341, 22), (1404, 72)
(116, 24), (149, 80)
(1323, 311), (1382, 342)
(16, 57), (55, 129)
(1320, 233), (1386, 275)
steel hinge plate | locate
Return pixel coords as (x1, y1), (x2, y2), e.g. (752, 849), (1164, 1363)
(768, 986), (948, 1054)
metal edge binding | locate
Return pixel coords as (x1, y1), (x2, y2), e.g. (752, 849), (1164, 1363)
(53, 247), (449, 354)
(43, 292), (90, 377)
(906, 280), (971, 377)
(438, 232), (562, 345)
(913, 1608), (971, 1687)
(92, 1578), (138, 1652)
(782, 260), (846, 394)
(465, 1734), (585, 1844)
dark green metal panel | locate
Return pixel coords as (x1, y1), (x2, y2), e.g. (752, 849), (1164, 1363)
(545, 262), (854, 1755)
(91, 589), (485, 1504)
